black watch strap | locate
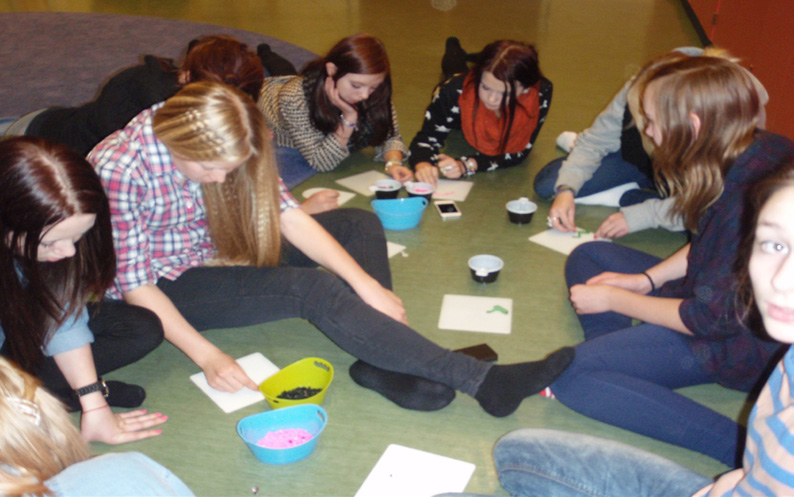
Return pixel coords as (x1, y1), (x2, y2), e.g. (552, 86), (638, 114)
(75, 379), (109, 398)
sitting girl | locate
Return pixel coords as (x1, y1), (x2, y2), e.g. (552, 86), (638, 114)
(0, 137), (166, 443)
(89, 81), (574, 417)
(547, 56), (793, 465)
(408, 39), (552, 186)
(440, 159), (794, 497)
(535, 47), (768, 238)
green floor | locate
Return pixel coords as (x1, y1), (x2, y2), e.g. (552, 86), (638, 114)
(1, 1), (742, 496)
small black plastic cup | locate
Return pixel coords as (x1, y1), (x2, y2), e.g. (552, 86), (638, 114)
(506, 197), (538, 224)
(468, 254), (504, 283)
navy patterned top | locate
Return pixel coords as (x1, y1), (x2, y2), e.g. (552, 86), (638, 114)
(659, 131), (794, 391)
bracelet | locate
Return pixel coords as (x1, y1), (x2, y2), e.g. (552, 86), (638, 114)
(459, 156), (477, 177)
(339, 113), (357, 129)
(556, 185), (576, 196)
(642, 271), (656, 292)
(82, 404), (110, 415)
(385, 160), (401, 171)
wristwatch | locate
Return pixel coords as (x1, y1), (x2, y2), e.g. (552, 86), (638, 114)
(75, 379), (109, 398)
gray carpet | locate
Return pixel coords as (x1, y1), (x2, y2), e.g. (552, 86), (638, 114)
(0, 12), (316, 119)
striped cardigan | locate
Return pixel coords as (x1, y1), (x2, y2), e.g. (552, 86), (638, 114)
(258, 75), (407, 172)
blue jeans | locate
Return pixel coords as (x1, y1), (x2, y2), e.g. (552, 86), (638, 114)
(276, 146), (317, 190)
(155, 208), (490, 396)
(437, 429), (712, 497)
(533, 152), (655, 200)
(550, 242), (742, 466)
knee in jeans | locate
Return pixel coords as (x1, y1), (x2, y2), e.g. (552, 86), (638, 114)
(341, 208), (385, 236)
(564, 242), (603, 280)
(133, 307), (165, 352)
(533, 158), (565, 199)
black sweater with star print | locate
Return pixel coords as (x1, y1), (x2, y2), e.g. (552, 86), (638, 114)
(407, 74), (552, 172)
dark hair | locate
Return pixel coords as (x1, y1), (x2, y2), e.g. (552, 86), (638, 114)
(467, 40), (542, 155)
(735, 161), (794, 322)
(300, 33), (394, 145)
(0, 137), (116, 370)
(181, 35), (265, 100)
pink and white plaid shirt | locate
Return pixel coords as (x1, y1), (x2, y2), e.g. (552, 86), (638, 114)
(88, 104), (299, 299)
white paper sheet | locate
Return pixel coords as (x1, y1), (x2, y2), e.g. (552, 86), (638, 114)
(335, 170), (390, 197)
(189, 352), (280, 413)
(529, 229), (611, 255)
(438, 294), (513, 334)
(574, 182), (639, 207)
(301, 187), (356, 207)
(355, 444), (475, 497)
(387, 241), (407, 258)
(431, 179), (474, 202)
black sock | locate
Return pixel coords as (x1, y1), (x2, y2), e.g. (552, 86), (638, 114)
(53, 380), (146, 412)
(104, 381), (146, 408)
(474, 347), (575, 418)
(349, 360), (455, 411)
(441, 36), (470, 81)
(257, 43), (297, 76)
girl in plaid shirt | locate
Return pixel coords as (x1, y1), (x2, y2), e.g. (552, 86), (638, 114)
(90, 81), (574, 416)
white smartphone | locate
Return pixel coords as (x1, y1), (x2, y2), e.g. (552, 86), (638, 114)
(434, 200), (462, 220)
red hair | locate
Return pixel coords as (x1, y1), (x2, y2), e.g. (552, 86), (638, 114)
(181, 35), (265, 100)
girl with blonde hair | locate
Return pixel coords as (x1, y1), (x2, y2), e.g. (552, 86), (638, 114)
(545, 56), (794, 465)
(0, 358), (192, 497)
(90, 80), (573, 416)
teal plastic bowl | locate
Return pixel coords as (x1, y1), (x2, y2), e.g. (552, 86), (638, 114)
(371, 197), (428, 230)
(237, 404), (328, 465)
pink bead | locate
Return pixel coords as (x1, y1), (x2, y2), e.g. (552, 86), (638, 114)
(256, 428), (313, 449)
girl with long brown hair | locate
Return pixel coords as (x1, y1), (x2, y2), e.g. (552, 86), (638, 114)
(259, 33), (409, 205)
(408, 39), (552, 186)
(90, 80), (573, 417)
(544, 56), (794, 465)
(0, 136), (166, 444)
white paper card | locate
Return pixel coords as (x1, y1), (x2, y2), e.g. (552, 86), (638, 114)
(335, 170), (390, 197)
(438, 294), (512, 334)
(355, 444), (475, 497)
(301, 187), (356, 207)
(431, 179), (474, 202)
(387, 241), (407, 258)
(574, 182), (639, 207)
(189, 352), (280, 413)
(529, 229), (611, 255)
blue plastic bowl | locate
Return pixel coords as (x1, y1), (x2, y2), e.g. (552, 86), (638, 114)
(371, 197), (428, 230)
(237, 404), (328, 465)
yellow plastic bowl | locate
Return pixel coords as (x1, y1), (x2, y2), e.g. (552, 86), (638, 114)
(259, 357), (334, 409)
